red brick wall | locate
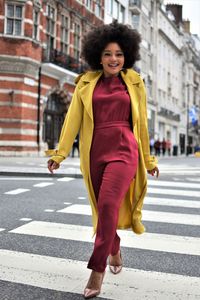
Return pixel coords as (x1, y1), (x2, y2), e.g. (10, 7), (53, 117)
(0, 0), (104, 155)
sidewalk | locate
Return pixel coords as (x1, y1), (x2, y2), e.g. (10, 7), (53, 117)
(0, 155), (82, 178)
(0, 154), (198, 178)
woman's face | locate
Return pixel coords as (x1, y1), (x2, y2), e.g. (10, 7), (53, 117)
(101, 43), (124, 77)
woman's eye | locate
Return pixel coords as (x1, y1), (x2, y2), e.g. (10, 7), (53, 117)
(104, 53), (110, 56)
(117, 53), (123, 56)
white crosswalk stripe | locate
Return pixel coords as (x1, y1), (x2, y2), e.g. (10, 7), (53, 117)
(4, 188), (30, 195)
(57, 204), (200, 226)
(186, 178), (200, 182)
(148, 179), (200, 189)
(147, 187), (200, 197)
(33, 182), (54, 187)
(1, 175), (200, 299)
(9, 221), (200, 256)
(57, 177), (74, 182)
(145, 197), (200, 208)
(0, 249), (199, 300)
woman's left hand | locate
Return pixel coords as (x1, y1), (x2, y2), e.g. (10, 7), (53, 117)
(147, 166), (159, 178)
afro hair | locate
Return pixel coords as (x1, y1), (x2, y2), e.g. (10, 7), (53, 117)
(81, 20), (141, 70)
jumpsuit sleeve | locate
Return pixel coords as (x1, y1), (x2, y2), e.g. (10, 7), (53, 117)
(45, 83), (83, 164)
(139, 79), (157, 171)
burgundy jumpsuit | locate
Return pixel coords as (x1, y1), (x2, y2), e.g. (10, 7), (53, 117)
(87, 75), (138, 272)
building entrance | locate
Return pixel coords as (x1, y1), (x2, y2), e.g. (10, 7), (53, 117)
(43, 93), (66, 149)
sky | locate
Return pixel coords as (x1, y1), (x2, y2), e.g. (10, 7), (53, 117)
(164, 0), (200, 37)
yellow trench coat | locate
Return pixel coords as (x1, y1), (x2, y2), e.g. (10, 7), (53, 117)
(46, 68), (157, 235)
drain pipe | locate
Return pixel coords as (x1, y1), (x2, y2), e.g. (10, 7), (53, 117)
(37, 65), (42, 152)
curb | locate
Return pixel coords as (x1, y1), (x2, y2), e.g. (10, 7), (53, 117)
(0, 171), (83, 178)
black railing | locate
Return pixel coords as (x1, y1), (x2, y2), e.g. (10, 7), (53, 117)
(42, 48), (88, 74)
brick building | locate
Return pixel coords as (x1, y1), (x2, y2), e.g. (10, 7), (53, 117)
(0, 0), (104, 156)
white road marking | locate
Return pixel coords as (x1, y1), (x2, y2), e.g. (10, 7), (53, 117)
(145, 197), (200, 208)
(4, 188), (30, 195)
(0, 228), (5, 232)
(0, 177), (53, 181)
(0, 250), (199, 300)
(143, 210), (200, 226)
(44, 209), (55, 212)
(58, 204), (91, 216)
(78, 196), (86, 200)
(57, 177), (74, 182)
(57, 204), (200, 226)
(33, 182), (54, 188)
(62, 161), (80, 166)
(186, 178), (200, 182)
(172, 177), (182, 181)
(148, 180), (200, 189)
(19, 218), (32, 222)
(9, 221), (200, 256)
(63, 202), (71, 205)
(159, 170), (200, 174)
(147, 187), (200, 198)
(159, 166), (200, 170)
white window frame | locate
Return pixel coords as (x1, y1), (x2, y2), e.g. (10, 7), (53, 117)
(73, 22), (81, 60)
(33, 7), (40, 41)
(95, 0), (102, 18)
(60, 14), (69, 55)
(85, 0), (93, 12)
(4, 2), (25, 36)
(46, 3), (56, 50)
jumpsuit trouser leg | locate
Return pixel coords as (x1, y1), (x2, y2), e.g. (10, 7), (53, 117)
(87, 159), (138, 273)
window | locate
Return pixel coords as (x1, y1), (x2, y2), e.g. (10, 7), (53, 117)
(95, 0), (101, 18)
(119, 5), (125, 23)
(108, 0), (113, 14)
(5, 3), (23, 35)
(74, 23), (80, 60)
(46, 4), (55, 50)
(113, 0), (119, 20)
(33, 9), (40, 40)
(132, 13), (139, 30)
(61, 15), (69, 54)
(86, 0), (92, 10)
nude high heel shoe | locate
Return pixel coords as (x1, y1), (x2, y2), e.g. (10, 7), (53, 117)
(84, 270), (105, 299)
(109, 250), (122, 274)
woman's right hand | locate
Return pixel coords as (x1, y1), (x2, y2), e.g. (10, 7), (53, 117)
(47, 159), (60, 174)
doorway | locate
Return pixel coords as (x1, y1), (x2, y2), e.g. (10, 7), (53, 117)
(43, 93), (66, 149)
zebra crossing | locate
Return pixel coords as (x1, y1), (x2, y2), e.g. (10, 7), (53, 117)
(0, 174), (200, 299)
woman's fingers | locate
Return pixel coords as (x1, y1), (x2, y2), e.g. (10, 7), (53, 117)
(148, 167), (159, 178)
(47, 159), (59, 174)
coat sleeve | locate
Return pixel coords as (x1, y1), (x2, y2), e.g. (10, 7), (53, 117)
(139, 79), (157, 170)
(45, 83), (83, 164)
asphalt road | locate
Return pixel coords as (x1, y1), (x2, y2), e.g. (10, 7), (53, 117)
(0, 156), (200, 299)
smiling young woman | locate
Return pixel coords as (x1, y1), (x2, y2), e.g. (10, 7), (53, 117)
(101, 43), (125, 77)
(46, 20), (159, 299)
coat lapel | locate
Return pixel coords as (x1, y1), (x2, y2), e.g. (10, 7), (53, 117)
(79, 71), (103, 122)
(120, 69), (141, 128)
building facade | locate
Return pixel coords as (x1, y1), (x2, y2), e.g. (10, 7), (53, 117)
(0, 0), (104, 155)
(0, 0), (200, 156)
(182, 31), (200, 153)
(128, 0), (159, 139)
(156, 4), (183, 153)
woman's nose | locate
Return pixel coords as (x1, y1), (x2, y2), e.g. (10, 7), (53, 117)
(110, 54), (117, 60)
